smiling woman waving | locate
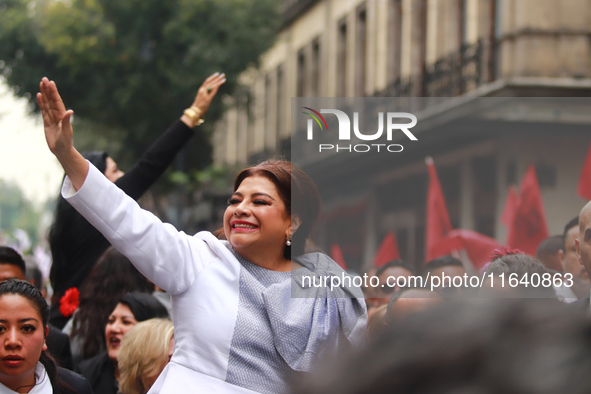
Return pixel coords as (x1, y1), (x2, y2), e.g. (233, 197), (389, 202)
(38, 77), (366, 394)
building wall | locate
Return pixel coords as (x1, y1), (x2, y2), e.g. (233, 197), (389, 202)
(499, 0), (591, 78)
(211, 0), (591, 268)
(214, 0), (591, 168)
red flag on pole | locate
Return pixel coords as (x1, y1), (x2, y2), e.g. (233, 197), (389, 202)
(577, 141), (591, 200)
(373, 232), (401, 267)
(425, 157), (453, 261)
(501, 185), (518, 227)
(330, 244), (347, 270)
(430, 229), (501, 270)
(506, 165), (549, 256)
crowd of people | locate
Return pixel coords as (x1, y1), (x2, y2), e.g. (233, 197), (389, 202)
(1, 73), (591, 394)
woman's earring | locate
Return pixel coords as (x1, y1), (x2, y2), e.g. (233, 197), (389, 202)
(286, 233), (292, 246)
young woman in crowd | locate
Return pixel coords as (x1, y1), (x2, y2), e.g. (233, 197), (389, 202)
(75, 293), (168, 394)
(117, 318), (174, 394)
(66, 247), (155, 365)
(39, 77), (367, 394)
(48, 73), (225, 329)
(0, 279), (91, 394)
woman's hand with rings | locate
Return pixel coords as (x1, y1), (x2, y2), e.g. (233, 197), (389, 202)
(192, 72), (226, 117)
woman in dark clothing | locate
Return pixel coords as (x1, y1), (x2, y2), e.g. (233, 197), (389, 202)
(69, 247), (155, 364)
(0, 279), (92, 394)
(49, 73), (225, 328)
(76, 293), (169, 394)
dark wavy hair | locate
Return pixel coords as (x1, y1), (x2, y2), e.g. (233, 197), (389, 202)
(119, 292), (169, 321)
(0, 279), (74, 393)
(47, 152), (109, 304)
(49, 153), (107, 252)
(0, 246), (26, 275)
(71, 247), (154, 360)
(230, 160), (322, 259)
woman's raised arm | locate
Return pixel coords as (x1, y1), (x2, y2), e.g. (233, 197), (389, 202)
(37, 77), (89, 190)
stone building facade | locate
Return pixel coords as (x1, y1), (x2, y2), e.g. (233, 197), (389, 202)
(212, 0), (591, 272)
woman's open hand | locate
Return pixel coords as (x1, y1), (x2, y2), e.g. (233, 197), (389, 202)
(37, 77), (88, 190)
(37, 77), (74, 156)
(191, 72), (226, 117)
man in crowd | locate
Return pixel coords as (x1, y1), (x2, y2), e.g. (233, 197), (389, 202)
(536, 235), (564, 272)
(375, 260), (414, 306)
(573, 202), (591, 315)
(423, 255), (466, 280)
(423, 255), (467, 297)
(0, 246), (25, 282)
(564, 217), (591, 298)
(536, 234), (577, 302)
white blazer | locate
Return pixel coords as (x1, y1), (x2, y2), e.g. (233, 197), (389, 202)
(63, 163), (366, 393)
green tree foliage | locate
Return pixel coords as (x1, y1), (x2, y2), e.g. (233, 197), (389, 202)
(0, 0), (280, 171)
(0, 179), (40, 249)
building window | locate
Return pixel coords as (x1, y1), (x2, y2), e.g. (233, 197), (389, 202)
(492, 0), (501, 80)
(387, 0), (402, 84)
(311, 38), (320, 97)
(264, 73), (274, 150)
(536, 163), (556, 189)
(337, 18), (347, 97)
(355, 5), (367, 97)
(458, 0), (467, 48)
(415, 0), (428, 95)
(297, 48), (306, 97)
(276, 64), (284, 140)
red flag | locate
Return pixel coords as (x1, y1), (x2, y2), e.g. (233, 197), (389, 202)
(506, 165), (549, 256)
(430, 229), (501, 270)
(425, 157), (453, 261)
(373, 232), (401, 267)
(577, 141), (591, 200)
(501, 185), (518, 227)
(330, 244), (347, 270)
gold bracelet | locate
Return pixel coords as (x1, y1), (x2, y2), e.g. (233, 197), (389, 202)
(183, 106), (205, 127)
